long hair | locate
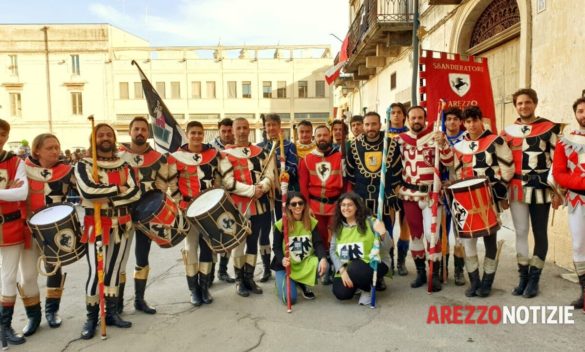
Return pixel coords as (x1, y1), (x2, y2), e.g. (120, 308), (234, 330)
(31, 133), (60, 159)
(284, 192), (311, 234)
(330, 192), (369, 236)
(88, 123), (117, 155)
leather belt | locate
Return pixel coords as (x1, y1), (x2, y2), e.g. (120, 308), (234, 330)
(85, 207), (129, 217)
(0, 210), (22, 224)
(310, 194), (337, 204)
(513, 173), (548, 182)
(402, 182), (431, 193)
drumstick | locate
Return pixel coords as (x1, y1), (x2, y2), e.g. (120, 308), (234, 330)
(242, 141), (278, 218)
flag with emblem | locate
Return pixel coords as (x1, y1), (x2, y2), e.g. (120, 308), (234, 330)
(132, 60), (187, 153)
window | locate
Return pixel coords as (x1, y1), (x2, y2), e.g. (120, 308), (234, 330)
(298, 81), (308, 98)
(192, 81), (201, 99)
(134, 82), (143, 99)
(390, 72), (397, 90)
(242, 81), (252, 98)
(262, 81), (272, 98)
(315, 80), (325, 98)
(71, 55), (80, 75)
(119, 82), (129, 99)
(9, 55), (17, 76)
(228, 81), (237, 98)
(71, 92), (83, 115)
(171, 81), (181, 99)
(156, 82), (166, 98)
(9, 93), (21, 117)
(277, 81), (286, 98)
(206, 81), (216, 99)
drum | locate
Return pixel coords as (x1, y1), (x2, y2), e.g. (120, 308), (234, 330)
(28, 203), (86, 274)
(186, 188), (250, 254)
(446, 177), (500, 238)
(131, 189), (190, 248)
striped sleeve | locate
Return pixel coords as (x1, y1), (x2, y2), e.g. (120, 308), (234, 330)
(74, 159), (119, 200)
(111, 165), (141, 207)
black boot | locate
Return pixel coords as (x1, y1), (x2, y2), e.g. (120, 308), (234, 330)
(117, 281), (126, 314)
(45, 297), (62, 328)
(476, 272), (496, 298)
(465, 270), (481, 297)
(431, 260), (442, 292)
(218, 256), (235, 283)
(105, 297), (132, 328)
(571, 274), (585, 309)
(1, 305), (26, 345)
(187, 275), (202, 306)
(80, 303), (99, 340)
(209, 263), (216, 288)
(22, 302), (41, 337)
(199, 273), (214, 304)
(134, 279), (157, 314)
(512, 264), (529, 296)
(397, 248), (409, 276)
(260, 254), (272, 283)
(410, 258), (427, 288)
(454, 256), (466, 286)
(523, 266), (542, 298)
(244, 264), (263, 294)
(235, 267), (250, 297)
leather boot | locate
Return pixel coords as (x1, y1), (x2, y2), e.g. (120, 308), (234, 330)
(244, 264), (263, 294)
(218, 256), (235, 283)
(410, 258), (427, 288)
(0, 304), (26, 345)
(454, 256), (466, 286)
(45, 297), (62, 328)
(476, 272), (496, 298)
(260, 254), (272, 283)
(523, 266), (542, 298)
(465, 270), (481, 297)
(22, 302), (41, 337)
(80, 303), (99, 340)
(134, 279), (156, 314)
(117, 280), (126, 314)
(571, 273), (585, 309)
(235, 267), (250, 297)
(431, 260), (442, 292)
(187, 275), (202, 306)
(105, 296), (132, 328)
(397, 247), (409, 276)
(512, 264), (529, 296)
(199, 273), (214, 304)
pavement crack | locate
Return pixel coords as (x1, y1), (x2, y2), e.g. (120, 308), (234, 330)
(241, 316), (266, 352)
(60, 337), (82, 352)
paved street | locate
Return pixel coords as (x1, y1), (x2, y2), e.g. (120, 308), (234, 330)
(10, 212), (584, 352)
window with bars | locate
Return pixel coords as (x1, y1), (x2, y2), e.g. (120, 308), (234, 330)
(9, 93), (21, 117)
(277, 81), (286, 98)
(119, 82), (129, 99)
(263, 81), (272, 98)
(156, 82), (166, 98)
(192, 81), (201, 99)
(71, 92), (83, 115)
(242, 81), (252, 98)
(298, 81), (308, 98)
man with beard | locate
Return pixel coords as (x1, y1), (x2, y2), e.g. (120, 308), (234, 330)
(219, 118), (275, 297)
(299, 125), (347, 284)
(118, 117), (168, 315)
(395, 106), (453, 292)
(346, 111), (401, 282)
(75, 123), (140, 339)
(551, 97), (585, 309)
(208, 118), (236, 285)
(295, 120), (316, 160)
(257, 114), (298, 282)
(501, 88), (561, 298)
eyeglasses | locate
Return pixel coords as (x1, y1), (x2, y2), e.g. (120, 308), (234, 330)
(289, 201), (305, 208)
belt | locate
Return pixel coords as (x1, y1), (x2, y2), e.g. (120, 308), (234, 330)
(402, 182), (431, 193)
(309, 194), (338, 204)
(85, 207), (129, 217)
(0, 211), (22, 224)
(513, 173), (547, 182)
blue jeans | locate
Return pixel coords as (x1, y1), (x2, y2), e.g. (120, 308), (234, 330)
(275, 270), (298, 305)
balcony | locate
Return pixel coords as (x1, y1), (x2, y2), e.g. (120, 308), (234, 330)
(343, 0), (414, 81)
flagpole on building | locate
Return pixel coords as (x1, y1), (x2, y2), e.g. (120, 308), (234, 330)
(411, 0), (420, 106)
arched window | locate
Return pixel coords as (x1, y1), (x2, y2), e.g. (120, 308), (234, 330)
(470, 0), (520, 48)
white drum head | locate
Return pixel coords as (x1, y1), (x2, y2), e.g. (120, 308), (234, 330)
(187, 189), (225, 217)
(29, 205), (75, 225)
(449, 178), (486, 190)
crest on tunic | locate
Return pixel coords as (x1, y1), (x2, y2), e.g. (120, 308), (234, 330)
(315, 161), (332, 182)
(338, 242), (365, 263)
(449, 73), (471, 97)
(218, 212), (237, 236)
(422, 148), (436, 166)
(364, 151), (382, 172)
(288, 235), (312, 262)
(55, 228), (76, 253)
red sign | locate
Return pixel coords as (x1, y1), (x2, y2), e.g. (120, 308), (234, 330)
(419, 50), (497, 133)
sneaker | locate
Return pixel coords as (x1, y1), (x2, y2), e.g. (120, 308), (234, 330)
(301, 286), (316, 300)
(358, 290), (372, 306)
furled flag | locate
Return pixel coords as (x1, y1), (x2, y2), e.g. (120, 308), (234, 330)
(132, 60), (187, 152)
(325, 35), (350, 85)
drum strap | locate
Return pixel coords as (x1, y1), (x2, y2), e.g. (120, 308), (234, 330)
(0, 210), (22, 224)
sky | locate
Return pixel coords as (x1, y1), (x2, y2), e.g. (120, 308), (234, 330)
(0, 0), (349, 54)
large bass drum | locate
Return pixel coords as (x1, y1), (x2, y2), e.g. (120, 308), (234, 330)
(28, 203), (86, 274)
(186, 188), (250, 254)
(131, 189), (190, 248)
